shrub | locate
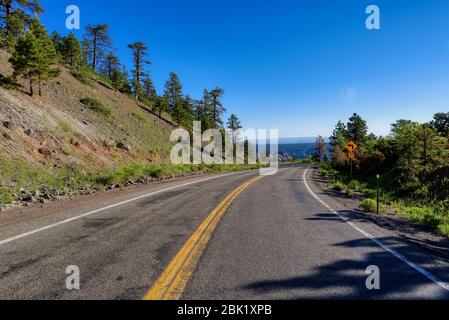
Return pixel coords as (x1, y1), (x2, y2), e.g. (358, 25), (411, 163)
(71, 70), (91, 86)
(332, 182), (346, 192)
(360, 199), (377, 213)
(80, 98), (112, 118)
(438, 224), (449, 237)
(0, 75), (19, 89)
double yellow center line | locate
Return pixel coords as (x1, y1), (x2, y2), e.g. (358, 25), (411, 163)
(144, 175), (264, 300)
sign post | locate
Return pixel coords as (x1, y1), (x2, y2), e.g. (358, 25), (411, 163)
(376, 174), (380, 214)
(344, 141), (358, 179)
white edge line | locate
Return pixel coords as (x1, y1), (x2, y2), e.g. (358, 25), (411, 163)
(0, 171), (251, 247)
(302, 167), (449, 292)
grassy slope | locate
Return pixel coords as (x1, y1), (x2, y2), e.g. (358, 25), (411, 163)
(0, 49), (174, 204)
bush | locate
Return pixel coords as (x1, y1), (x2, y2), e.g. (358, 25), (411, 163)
(0, 75), (19, 89)
(438, 224), (449, 237)
(360, 199), (377, 213)
(80, 98), (112, 118)
(71, 70), (91, 85)
(332, 182), (346, 192)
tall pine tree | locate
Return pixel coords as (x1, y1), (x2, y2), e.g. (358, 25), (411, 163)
(10, 17), (59, 96)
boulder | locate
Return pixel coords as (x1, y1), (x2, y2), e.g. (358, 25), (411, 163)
(116, 142), (132, 151)
(2, 121), (14, 130)
(38, 147), (52, 156)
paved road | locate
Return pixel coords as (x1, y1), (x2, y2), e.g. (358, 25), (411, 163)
(0, 165), (448, 300)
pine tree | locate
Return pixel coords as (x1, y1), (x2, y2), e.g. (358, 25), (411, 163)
(227, 114), (242, 131)
(347, 113), (368, 144)
(196, 89), (212, 131)
(209, 87), (226, 128)
(153, 96), (168, 118)
(128, 41), (150, 99)
(84, 24), (112, 71)
(9, 17), (59, 96)
(227, 114), (243, 144)
(164, 72), (183, 115)
(330, 121), (347, 148)
(61, 33), (82, 67)
(102, 52), (120, 78)
(81, 36), (91, 65)
(0, 0), (43, 46)
(142, 75), (157, 103)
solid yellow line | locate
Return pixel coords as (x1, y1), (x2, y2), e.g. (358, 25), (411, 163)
(144, 175), (264, 300)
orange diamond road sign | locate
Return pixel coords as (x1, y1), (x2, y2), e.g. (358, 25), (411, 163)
(345, 141), (358, 160)
(345, 141), (358, 153)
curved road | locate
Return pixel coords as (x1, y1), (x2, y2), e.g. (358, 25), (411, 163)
(0, 165), (448, 300)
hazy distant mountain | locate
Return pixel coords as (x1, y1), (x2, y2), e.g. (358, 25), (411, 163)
(277, 137), (329, 144)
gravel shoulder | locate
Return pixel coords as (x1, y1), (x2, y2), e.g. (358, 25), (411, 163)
(309, 168), (449, 262)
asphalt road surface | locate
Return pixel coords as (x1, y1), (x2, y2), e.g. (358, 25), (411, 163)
(1, 165), (449, 300)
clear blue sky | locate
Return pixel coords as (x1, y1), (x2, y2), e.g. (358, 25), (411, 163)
(40, 0), (449, 138)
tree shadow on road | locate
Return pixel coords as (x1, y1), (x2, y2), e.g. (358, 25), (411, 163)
(241, 213), (449, 300)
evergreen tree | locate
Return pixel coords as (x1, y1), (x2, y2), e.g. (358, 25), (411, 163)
(50, 31), (63, 55)
(84, 24), (112, 71)
(81, 36), (91, 65)
(227, 114), (242, 131)
(102, 52), (120, 78)
(209, 87), (226, 128)
(142, 75), (157, 103)
(227, 114), (243, 144)
(128, 41), (150, 99)
(181, 95), (195, 129)
(329, 121), (347, 148)
(164, 72), (183, 115)
(0, 0), (43, 46)
(431, 112), (449, 137)
(153, 95), (168, 118)
(196, 89), (212, 131)
(61, 33), (82, 67)
(9, 17), (58, 96)
(346, 113), (368, 144)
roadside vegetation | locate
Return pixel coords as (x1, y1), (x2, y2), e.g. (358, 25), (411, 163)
(317, 113), (449, 236)
(0, 158), (261, 206)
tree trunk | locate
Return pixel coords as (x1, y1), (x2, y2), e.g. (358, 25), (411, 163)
(92, 38), (97, 71)
(29, 79), (34, 97)
(39, 83), (42, 96)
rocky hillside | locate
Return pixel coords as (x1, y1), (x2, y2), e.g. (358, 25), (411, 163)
(0, 49), (177, 206)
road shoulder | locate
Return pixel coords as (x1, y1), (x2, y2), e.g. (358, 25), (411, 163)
(306, 167), (449, 263)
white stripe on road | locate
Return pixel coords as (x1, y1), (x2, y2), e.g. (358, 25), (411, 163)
(0, 171), (250, 247)
(302, 167), (449, 292)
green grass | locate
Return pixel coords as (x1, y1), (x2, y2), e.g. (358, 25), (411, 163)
(360, 199), (377, 213)
(57, 121), (72, 135)
(0, 157), (261, 205)
(332, 181), (346, 192)
(70, 65), (113, 89)
(80, 98), (112, 118)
